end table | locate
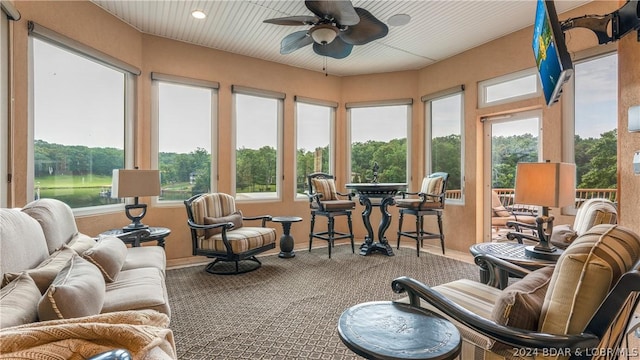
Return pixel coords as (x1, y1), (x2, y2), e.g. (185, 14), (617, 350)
(271, 216), (302, 258)
(100, 226), (171, 248)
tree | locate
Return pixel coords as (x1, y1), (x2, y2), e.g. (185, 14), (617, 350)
(579, 129), (617, 189)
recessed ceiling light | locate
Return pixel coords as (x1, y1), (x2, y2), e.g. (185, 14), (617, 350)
(191, 10), (206, 20)
(388, 14), (411, 27)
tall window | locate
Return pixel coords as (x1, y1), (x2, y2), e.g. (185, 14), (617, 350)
(348, 102), (409, 183)
(295, 99), (334, 197)
(573, 53), (618, 195)
(426, 90), (464, 202)
(31, 34), (135, 211)
(152, 74), (217, 203)
(233, 87), (283, 200)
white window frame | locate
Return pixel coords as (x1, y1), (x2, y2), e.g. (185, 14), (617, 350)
(294, 96), (336, 200)
(346, 99), (412, 185)
(232, 85), (284, 202)
(150, 73), (219, 206)
(28, 22), (138, 216)
(478, 68), (540, 108)
(424, 86), (465, 204)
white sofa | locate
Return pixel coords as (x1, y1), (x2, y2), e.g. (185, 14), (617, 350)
(0, 199), (175, 359)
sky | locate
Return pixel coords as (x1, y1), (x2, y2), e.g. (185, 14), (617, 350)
(34, 36), (617, 155)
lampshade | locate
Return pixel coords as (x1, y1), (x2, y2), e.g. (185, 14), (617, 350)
(111, 169), (161, 199)
(514, 162), (576, 209)
(310, 24), (338, 45)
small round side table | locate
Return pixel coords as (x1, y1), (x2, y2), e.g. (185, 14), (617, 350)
(338, 301), (461, 360)
(271, 216), (303, 258)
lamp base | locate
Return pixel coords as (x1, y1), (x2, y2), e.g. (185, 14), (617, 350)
(525, 245), (563, 261)
(122, 223), (149, 232)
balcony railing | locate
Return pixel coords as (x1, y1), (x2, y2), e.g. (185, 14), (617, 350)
(445, 188), (618, 209)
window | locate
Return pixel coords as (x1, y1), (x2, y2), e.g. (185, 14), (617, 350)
(295, 98), (335, 197)
(152, 74), (218, 203)
(233, 87), (283, 200)
(425, 89), (464, 202)
(478, 68), (539, 108)
(573, 53), (618, 199)
(31, 29), (136, 212)
(348, 101), (410, 183)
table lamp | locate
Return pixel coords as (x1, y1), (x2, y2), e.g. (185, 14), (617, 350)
(514, 162), (576, 260)
(111, 169), (161, 232)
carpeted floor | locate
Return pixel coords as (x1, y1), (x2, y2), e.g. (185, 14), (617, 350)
(165, 245), (480, 359)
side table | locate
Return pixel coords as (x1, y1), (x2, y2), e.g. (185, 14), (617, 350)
(100, 227), (171, 248)
(271, 216), (302, 258)
(469, 242), (556, 288)
(338, 301), (461, 360)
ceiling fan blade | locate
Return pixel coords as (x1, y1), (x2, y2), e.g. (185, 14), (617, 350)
(339, 8), (389, 45)
(281, 30), (313, 54)
(264, 15), (318, 26)
(313, 37), (353, 59)
(305, 0), (359, 26)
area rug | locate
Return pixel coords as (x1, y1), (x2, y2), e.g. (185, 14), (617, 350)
(165, 245), (479, 359)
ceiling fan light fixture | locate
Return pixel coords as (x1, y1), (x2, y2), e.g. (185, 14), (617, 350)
(310, 24), (338, 45)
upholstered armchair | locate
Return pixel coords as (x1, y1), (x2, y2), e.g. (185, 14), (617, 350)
(307, 172), (355, 258)
(490, 190), (537, 233)
(390, 224), (640, 359)
(396, 172), (448, 256)
(184, 193), (276, 274)
(506, 198), (617, 249)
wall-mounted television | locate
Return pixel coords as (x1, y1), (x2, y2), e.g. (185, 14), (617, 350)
(532, 0), (573, 107)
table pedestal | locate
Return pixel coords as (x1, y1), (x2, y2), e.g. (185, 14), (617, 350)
(358, 196), (396, 256)
(272, 216), (302, 259)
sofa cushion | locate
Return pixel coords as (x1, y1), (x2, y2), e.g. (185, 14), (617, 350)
(122, 246), (166, 273)
(312, 178), (338, 200)
(540, 224), (640, 335)
(82, 236), (128, 282)
(0, 273), (41, 328)
(102, 267), (170, 317)
(2, 246), (76, 294)
(38, 255), (106, 321)
(21, 199), (79, 254)
(204, 211), (243, 237)
(0, 209), (49, 280)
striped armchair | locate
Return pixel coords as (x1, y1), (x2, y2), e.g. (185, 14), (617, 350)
(184, 193), (276, 274)
(392, 224), (640, 359)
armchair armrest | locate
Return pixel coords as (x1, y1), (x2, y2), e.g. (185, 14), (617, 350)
(336, 191), (354, 200)
(390, 276), (600, 351)
(474, 253), (533, 288)
(243, 214), (273, 227)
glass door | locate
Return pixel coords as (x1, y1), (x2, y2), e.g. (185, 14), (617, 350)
(483, 110), (542, 242)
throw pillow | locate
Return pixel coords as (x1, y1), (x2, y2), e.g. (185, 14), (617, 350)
(82, 236), (128, 282)
(549, 224), (578, 249)
(204, 211), (244, 237)
(0, 273), (41, 328)
(1, 245), (76, 294)
(67, 233), (97, 255)
(493, 205), (511, 218)
(311, 178), (338, 201)
(38, 255), (105, 321)
(491, 266), (554, 327)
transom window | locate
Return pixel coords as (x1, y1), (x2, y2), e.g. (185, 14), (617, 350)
(478, 68), (540, 108)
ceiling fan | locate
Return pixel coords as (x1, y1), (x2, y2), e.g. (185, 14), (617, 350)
(263, 0), (389, 59)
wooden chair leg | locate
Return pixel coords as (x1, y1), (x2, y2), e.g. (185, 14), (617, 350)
(309, 212), (316, 252)
(437, 212), (445, 255)
(397, 211), (404, 250)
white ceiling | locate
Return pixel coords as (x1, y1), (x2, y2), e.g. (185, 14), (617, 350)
(90, 0), (590, 77)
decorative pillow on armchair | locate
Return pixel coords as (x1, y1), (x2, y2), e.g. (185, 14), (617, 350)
(490, 266), (554, 349)
(311, 178), (338, 200)
(204, 211), (243, 237)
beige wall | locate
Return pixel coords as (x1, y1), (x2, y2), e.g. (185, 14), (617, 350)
(8, 1), (638, 261)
